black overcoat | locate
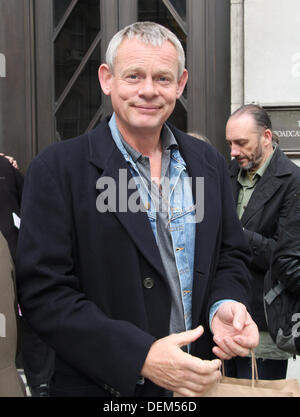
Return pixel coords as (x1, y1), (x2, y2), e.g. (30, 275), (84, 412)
(229, 147), (300, 330)
(17, 118), (252, 397)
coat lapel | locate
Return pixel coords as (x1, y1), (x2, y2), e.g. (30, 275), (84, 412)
(87, 119), (167, 280)
(229, 163), (241, 203)
(240, 175), (282, 225)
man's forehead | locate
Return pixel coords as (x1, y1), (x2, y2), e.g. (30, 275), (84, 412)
(227, 114), (259, 132)
(113, 37), (180, 75)
(116, 36), (177, 57)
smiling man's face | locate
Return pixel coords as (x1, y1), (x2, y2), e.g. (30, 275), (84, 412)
(99, 37), (188, 139)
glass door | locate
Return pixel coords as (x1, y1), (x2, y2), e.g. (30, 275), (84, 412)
(53, 0), (102, 141)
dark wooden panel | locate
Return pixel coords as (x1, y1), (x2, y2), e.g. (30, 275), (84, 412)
(35, 0), (55, 154)
(205, 0), (231, 159)
(119, 0), (138, 28)
(187, 0), (206, 135)
(187, 0), (230, 158)
(101, 0), (118, 116)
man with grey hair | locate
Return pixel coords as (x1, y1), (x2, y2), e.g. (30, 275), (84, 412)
(17, 22), (258, 397)
(225, 104), (300, 380)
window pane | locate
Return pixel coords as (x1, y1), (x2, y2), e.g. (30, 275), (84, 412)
(55, 44), (101, 140)
(138, 0), (186, 50)
(54, 0), (100, 101)
(53, 0), (72, 28)
(170, 0), (186, 21)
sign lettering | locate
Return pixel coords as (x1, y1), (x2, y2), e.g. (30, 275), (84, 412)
(268, 109), (300, 153)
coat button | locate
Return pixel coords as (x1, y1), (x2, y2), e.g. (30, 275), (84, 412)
(137, 376), (145, 386)
(143, 277), (154, 289)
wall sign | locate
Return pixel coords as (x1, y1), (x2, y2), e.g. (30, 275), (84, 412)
(267, 108), (300, 154)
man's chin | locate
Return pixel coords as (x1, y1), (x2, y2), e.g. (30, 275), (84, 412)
(238, 160), (254, 171)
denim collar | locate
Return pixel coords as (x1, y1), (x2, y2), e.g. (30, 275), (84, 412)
(108, 113), (185, 167)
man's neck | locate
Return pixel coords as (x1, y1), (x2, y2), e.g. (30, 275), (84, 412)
(116, 123), (163, 158)
(257, 146), (274, 170)
(123, 134), (162, 158)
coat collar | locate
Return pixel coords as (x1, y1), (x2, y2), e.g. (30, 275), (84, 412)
(229, 147), (294, 225)
(87, 116), (117, 171)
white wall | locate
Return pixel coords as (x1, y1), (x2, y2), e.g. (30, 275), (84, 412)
(244, 0), (300, 106)
(291, 159), (300, 167)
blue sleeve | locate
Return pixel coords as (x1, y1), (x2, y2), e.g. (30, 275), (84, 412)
(209, 299), (237, 331)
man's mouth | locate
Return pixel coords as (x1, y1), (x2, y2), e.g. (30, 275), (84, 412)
(236, 157), (248, 163)
(133, 104), (161, 111)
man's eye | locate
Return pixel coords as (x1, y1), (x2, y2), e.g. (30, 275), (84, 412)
(126, 74), (138, 81)
(158, 76), (170, 83)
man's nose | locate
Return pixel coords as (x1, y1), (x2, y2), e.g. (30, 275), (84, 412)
(230, 143), (240, 158)
(138, 77), (157, 97)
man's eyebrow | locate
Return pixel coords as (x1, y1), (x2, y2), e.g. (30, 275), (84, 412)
(226, 138), (249, 144)
(119, 66), (144, 76)
(120, 67), (175, 77)
(226, 138), (248, 141)
(156, 70), (175, 78)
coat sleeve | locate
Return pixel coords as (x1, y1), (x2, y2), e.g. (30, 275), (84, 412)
(271, 192), (300, 295)
(16, 155), (155, 396)
(243, 228), (276, 272)
(243, 183), (299, 273)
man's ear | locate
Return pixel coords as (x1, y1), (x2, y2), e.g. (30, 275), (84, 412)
(98, 64), (113, 96)
(176, 69), (188, 99)
(263, 128), (273, 146)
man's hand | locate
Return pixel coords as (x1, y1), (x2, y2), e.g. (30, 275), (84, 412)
(211, 302), (259, 360)
(141, 326), (221, 397)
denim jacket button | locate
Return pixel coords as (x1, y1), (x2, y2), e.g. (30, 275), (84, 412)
(143, 277), (154, 289)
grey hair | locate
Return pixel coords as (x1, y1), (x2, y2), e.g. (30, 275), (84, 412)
(105, 21), (185, 78)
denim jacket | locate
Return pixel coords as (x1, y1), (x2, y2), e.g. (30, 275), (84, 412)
(109, 114), (226, 333)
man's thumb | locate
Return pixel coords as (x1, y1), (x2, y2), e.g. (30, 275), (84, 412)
(174, 326), (204, 348)
(232, 303), (247, 331)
